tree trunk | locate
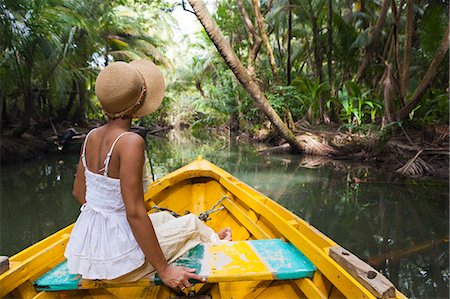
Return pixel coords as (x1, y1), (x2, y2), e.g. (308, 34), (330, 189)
(237, 0), (258, 38)
(305, 38), (315, 73)
(248, 37), (262, 77)
(237, 0), (262, 77)
(187, 0), (304, 153)
(355, 0), (390, 82)
(383, 64), (394, 122)
(311, 14), (327, 122)
(327, 0), (339, 122)
(13, 91), (32, 136)
(327, 0), (333, 87)
(395, 25), (449, 120)
(311, 16), (323, 83)
(57, 79), (78, 121)
(400, 0), (414, 99)
(391, 0), (404, 101)
(286, 0), (292, 85)
(0, 91), (4, 129)
(276, 34), (284, 68)
(73, 78), (87, 126)
(252, 0), (281, 84)
(13, 60), (34, 136)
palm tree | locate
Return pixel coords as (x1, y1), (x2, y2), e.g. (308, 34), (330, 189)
(187, 0), (305, 153)
(0, 0), (174, 134)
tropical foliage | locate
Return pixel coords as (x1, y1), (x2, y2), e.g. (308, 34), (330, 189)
(0, 0), (174, 134)
(0, 0), (448, 137)
(184, 0), (448, 135)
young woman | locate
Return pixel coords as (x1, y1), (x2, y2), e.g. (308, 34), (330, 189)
(64, 60), (231, 290)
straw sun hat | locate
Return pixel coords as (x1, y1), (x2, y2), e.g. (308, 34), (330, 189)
(95, 60), (165, 119)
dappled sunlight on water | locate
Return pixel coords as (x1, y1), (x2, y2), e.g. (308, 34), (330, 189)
(1, 130), (448, 298)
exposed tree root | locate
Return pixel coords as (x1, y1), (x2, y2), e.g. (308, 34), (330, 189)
(395, 150), (435, 177)
(297, 133), (339, 156)
(256, 125), (448, 178)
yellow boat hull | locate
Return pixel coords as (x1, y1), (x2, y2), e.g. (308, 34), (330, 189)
(0, 157), (407, 298)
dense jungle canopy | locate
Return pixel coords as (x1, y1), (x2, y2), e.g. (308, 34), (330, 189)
(0, 0), (448, 152)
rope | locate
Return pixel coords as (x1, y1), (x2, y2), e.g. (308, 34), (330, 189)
(144, 140), (155, 182)
(151, 206), (181, 218)
(198, 196), (229, 222)
(151, 195), (229, 222)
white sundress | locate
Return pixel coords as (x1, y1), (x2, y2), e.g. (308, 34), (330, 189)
(64, 130), (220, 280)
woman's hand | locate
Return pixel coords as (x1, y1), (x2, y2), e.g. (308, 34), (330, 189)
(158, 265), (206, 290)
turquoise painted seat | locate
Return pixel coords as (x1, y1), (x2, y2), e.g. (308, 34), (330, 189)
(34, 239), (315, 291)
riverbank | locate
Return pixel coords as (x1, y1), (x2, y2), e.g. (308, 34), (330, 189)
(2, 122), (448, 179)
(1, 123), (93, 165)
(256, 123), (449, 179)
(0, 121), (171, 165)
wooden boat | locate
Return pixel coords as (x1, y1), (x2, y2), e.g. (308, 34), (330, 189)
(0, 157), (407, 299)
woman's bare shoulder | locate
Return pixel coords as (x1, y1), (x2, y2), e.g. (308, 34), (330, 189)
(119, 132), (145, 153)
(117, 132), (145, 170)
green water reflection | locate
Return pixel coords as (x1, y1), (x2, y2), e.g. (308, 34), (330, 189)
(1, 130), (448, 298)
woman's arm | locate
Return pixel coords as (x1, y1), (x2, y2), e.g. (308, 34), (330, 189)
(119, 134), (205, 289)
(73, 154), (87, 205)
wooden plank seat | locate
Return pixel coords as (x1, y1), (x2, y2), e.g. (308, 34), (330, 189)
(33, 239), (316, 291)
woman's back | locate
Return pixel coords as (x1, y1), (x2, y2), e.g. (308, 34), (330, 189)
(83, 127), (131, 179)
(64, 126), (147, 280)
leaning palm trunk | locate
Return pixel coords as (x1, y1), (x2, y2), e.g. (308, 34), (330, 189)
(187, 0), (304, 153)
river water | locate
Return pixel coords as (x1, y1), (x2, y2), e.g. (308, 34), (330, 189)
(1, 130), (448, 298)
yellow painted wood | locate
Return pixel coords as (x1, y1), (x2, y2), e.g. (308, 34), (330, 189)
(312, 271), (332, 297)
(144, 180), (171, 199)
(218, 282), (232, 299)
(221, 213), (251, 241)
(87, 288), (120, 298)
(79, 278), (150, 289)
(329, 285), (346, 298)
(292, 279), (327, 299)
(255, 217), (281, 239)
(192, 183), (206, 215)
(142, 285), (161, 299)
(288, 219), (299, 228)
(32, 291), (59, 299)
(221, 197), (270, 240)
(256, 280), (304, 299)
(263, 200), (337, 249)
(219, 175), (376, 299)
(240, 280), (272, 299)
(216, 281), (269, 299)
(10, 280), (38, 299)
(107, 286), (152, 299)
(205, 242), (273, 282)
(0, 229), (71, 298)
